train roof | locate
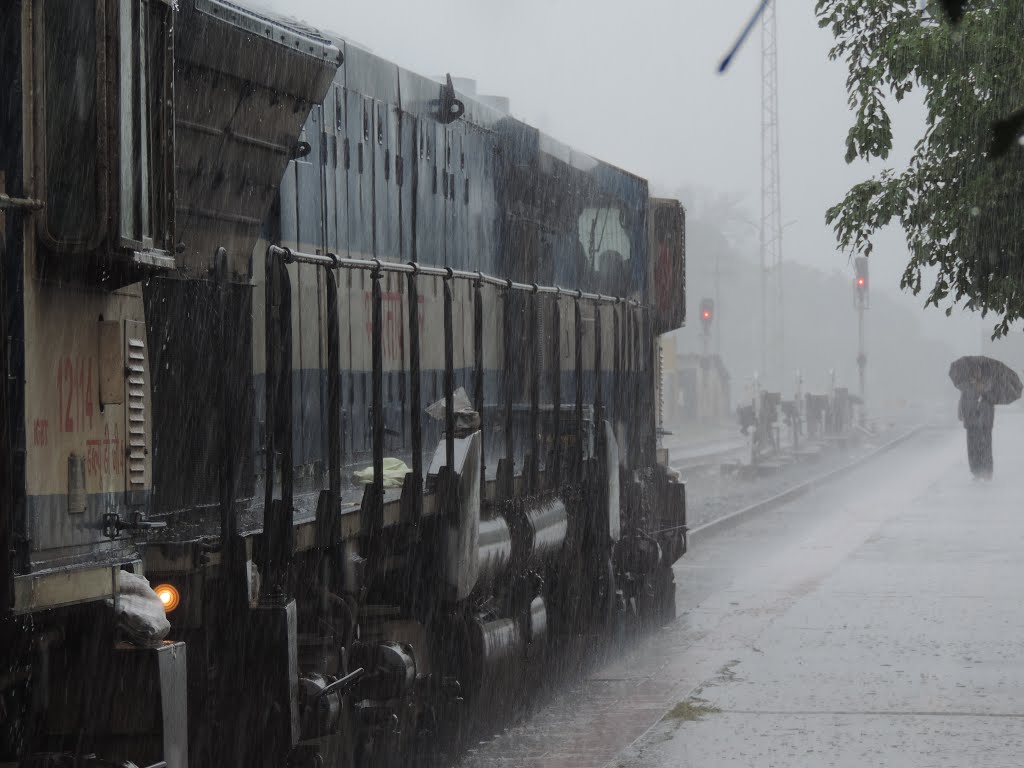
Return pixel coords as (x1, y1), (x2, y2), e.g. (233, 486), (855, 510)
(188, 0), (340, 60)
(206, 0), (649, 203)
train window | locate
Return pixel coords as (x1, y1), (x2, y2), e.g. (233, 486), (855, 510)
(343, 138), (351, 171)
(40, 0), (100, 247)
(578, 207), (633, 292)
(464, 178), (469, 205)
(579, 208), (632, 264)
(363, 107), (369, 142)
(432, 166), (437, 195)
(358, 143), (364, 174)
(384, 150), (391, 181)
(377, 105), (384, 145)
(119, 0), (167, 248)
(396, 155), (404, 186)
(335, 88), (344, 130)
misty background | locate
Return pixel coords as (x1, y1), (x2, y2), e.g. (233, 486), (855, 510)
(258, 0), (1024, 413)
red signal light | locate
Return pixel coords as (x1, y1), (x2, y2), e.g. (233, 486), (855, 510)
(857, 277), (865, 287)
(699, 298), (714, 332)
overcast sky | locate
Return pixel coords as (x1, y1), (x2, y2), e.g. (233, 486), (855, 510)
(260, 0), (987, 353)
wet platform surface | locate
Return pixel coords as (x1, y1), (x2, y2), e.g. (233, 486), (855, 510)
(458, 412), (1024, 767)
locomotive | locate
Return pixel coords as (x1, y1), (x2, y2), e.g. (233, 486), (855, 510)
(0, 2), (687, 767)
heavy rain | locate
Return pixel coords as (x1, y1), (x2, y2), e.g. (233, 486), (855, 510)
(0, 1), (1022, 767)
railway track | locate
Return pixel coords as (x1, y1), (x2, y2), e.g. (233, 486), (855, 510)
(687, 424), (925, 543)
(451, 421), (930, 768)
(678, 423), (927, 531)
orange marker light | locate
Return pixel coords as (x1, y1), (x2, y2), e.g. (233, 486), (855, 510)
(155, 583), (180, 613)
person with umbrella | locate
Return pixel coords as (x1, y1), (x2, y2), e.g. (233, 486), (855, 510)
(958, 376), (995, 478)
(949, 356), (1024, 480)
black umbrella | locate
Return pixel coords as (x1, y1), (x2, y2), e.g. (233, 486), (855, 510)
(949, 356), (1023, 405)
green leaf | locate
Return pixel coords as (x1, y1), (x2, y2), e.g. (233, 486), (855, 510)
(817, 0), (1024, 335)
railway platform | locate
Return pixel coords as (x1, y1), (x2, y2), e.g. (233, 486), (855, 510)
(459, 413), (1024, 768)
(661, 424), (748, 467)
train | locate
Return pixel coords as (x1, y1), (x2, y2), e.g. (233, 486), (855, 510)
(0, 2), (687, 767)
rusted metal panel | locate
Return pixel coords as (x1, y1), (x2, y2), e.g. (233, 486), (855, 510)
(98, 320), (124, 406)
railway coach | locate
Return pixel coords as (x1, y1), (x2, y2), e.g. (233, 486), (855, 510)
(0, 2), (687, 767)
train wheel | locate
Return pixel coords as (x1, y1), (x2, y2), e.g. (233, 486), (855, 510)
(433, 618), (472, 759)
(599, 557), (619, 632)
(655, 565), (677, 625)
(636, 566), (676, 629)
(602, 557), (629, 652)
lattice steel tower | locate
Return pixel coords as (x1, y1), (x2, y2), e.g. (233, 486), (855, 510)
(759, 0), (783, 388)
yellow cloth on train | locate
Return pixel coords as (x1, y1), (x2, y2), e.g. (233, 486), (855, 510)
(353, 458), (411, 488)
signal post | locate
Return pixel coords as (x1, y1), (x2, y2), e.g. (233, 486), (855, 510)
(699, 298), (714, 425)
(854, 257), (869, 406)
(700, 298), (714, 359)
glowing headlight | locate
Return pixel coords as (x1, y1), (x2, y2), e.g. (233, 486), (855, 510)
(154, 583), (180, 613)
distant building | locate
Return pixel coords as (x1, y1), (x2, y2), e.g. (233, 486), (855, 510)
(659, 336), (731, 429)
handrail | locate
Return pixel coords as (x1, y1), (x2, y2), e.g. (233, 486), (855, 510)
(264, 242), (647, 523)
(0, 194), (43, 211)
(267, 245), (645, 309)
